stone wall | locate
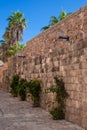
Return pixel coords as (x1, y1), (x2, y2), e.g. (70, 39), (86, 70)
(0, 62), (8, 90)
(1, 5), (87, 129)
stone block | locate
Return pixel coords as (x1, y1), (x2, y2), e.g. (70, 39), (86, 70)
(83, 77), (87, 84)
(82, 118), (87, 129)
(81, 62), (87, 69)
(82, 93), (87, 102)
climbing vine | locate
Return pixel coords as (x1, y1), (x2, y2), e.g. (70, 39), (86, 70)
(49, 77), (69, 120)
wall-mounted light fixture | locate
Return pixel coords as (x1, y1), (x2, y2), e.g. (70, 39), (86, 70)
(57, 29), (69, 41)
(16, 52), (26, 58)
(59, 36), (69, 41)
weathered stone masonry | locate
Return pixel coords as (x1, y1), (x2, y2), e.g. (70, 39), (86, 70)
(1, 5), (87, 129)
(0, 62), (8, 90)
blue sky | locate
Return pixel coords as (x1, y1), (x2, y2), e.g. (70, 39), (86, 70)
(0, 0), (87, 44)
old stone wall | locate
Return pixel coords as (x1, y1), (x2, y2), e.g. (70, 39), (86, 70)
(1, 5), (87, 129)
(0, 62), (9, 90)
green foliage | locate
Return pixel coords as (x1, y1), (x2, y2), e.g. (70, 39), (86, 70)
(49, 77), (69, 120)
(0, 39), (26, 61)
(49, 16), (59, 26)
(6, 42), (26, 57)
(10, 75), (41, 104)
(41, 10), (72, 31)
(3, 11), (27, 46)
(0, 11), (27, 62)
(10, 75), (27, 100)
(10, 74), (19, 97)
(0, 40), (8, 62)
(50, 106), (65, 120)
(59, 10), (67, 20)
(50, 77), (68, 103)
(28, 79), (41, 107)
(18, 79), (27, 101)
(41, 26), (50, 32)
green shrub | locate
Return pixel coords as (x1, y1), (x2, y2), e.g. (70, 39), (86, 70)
(50, 106), (65, 120)
(10, 75), (41, 104)
(28, 79), (41, 107)
(10, 74), (19, 97)
(18, 79), (27, 101)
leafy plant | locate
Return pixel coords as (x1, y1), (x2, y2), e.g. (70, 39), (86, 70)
(4, 11), (27, 46)
(28, 79), (41, 107)
(6, 42), (26, 57)
(10, 75), (41, 104)
(10, 74), (19, 97)
(49, 77), (69, 120)
(50, 106), (65, 120)
(18, 79), (27, 101)
(41, 10), (72, 31)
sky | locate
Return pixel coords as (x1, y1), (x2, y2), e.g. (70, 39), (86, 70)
(0, 0), (87, 44)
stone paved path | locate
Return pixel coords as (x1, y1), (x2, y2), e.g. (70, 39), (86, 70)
(0, 91), (85, 130)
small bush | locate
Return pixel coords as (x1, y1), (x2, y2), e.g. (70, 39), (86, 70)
(18, 79), (27, 101)
(10, 75), (41, 104)
(10, 74), (19, 97)
(50, 106), (65, 120)
(28, 79), (41, 107)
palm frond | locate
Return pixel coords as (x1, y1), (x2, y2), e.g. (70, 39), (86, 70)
(59, 10), (67, 21)
(41, 25), (50, 32)
(49, 16), (58, 26)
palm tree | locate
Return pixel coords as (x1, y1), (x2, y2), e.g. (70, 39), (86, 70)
(4, 11), (27, 46)
(41, 16), (58, 32)
(41, 10), (72, 32)
(0, 40), (8, 61)
(6, 42), (26, 57)
(3, 27), (11, 47)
